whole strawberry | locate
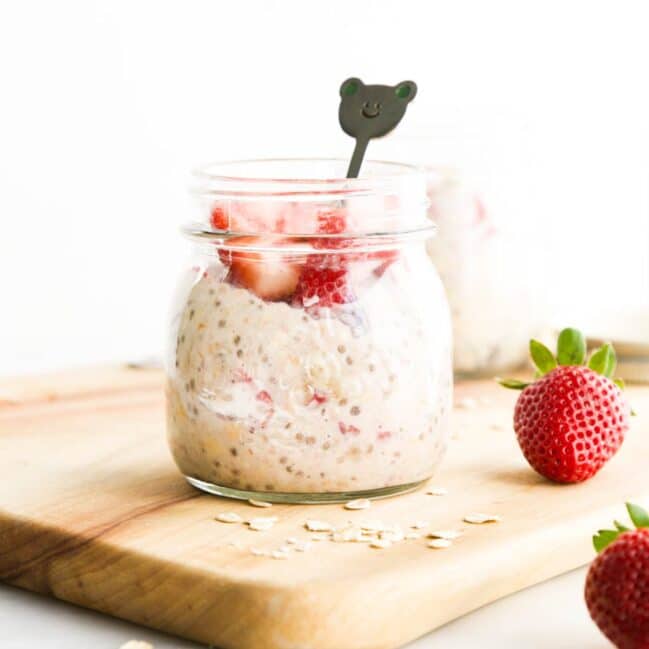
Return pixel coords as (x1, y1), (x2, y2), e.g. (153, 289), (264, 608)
(586, 503), (649, 648)
(500, 328), (631, 483)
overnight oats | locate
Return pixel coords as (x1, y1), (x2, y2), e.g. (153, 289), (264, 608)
(166, 159), (452, 502)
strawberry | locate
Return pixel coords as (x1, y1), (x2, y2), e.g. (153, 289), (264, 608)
(225, 237), (301, 302)
(586, 503), (649, 648)
(210, 205), (229, 230)
(292, 265), (354, 307)
(500, 328), (631, 483)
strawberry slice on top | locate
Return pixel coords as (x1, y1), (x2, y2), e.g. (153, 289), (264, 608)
(292, 209), (355, 308)
(224, 236), (301, 302)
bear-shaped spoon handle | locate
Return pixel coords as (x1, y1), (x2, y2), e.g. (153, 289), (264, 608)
(339, 78), (417, 178)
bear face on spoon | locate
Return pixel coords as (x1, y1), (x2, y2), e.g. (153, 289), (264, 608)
(339, 78), (417, 140)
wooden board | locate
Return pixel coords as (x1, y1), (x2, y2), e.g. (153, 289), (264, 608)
(1, 366), (648, 649)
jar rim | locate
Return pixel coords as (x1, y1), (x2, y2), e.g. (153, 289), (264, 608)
(193, 157), (428, 189)
(190, 158), (434, 240)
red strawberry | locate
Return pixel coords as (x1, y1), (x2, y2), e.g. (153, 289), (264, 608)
(210, 205), (229, 230)
(293, 265), (354, 307)
(500, 328), (631, 483)
(585, 503), (649, 648)
(225, 237), (300, 302)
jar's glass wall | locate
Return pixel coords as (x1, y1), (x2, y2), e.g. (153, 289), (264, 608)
(166, 159), (453, 501)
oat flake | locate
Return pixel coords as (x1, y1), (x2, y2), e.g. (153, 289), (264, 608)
(248, 499), (273, 508)
(271, 549), (289, 560)
(426, 487), (448, 496)
(216, 512), (242, 524)
(428, 538), (453, 549)
(370, 538), (393, 549)
(464, 513), (501, 524)
(428, 529), (463, 540)
(248, 516), (278, 531)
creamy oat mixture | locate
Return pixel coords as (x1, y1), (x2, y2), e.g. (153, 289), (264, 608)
(167, 253), (451, 494)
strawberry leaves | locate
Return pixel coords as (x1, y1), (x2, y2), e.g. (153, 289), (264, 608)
(593, 529), (621, 553)
(497, 378), (530, 390)
(530, 340), (557, 376)
(627, 503), (649, 528)
(588, 343), (617, 378)
(499, 328), (630, 401)
(557, 328), (587, 366)
(592, 503), (649, 552)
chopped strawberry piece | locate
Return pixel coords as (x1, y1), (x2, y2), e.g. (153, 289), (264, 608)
(223, 237), (301, 302)
(210, 206), (229, 230)
(256, 390), (273, 404)
(293, 265), (354, 307)
(317, 209), (346, 234)
(339, 422), (361, 435)
(309, 389), (328, 405)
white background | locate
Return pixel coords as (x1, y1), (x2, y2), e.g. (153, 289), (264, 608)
(1, 0), (649, 375)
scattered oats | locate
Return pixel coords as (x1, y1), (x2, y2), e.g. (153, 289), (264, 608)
(305, 520), (334, 532)
(464, 513), (502, 524)
(311, 533), (331, 542)
(456, 397), (477, 409)
(248, 499), (272, 508)
(344, 498), (371, 511)
(247, 516), (278, 531)
(293, 540), (312, 552)
(405, 532), (422, 540)
(428, 538), (453, 549)
(216, 512), (242, 524)
(120, 642), (154, 649)
(359, 520), (386, 533)
(411, 521), (429, 529)
(250, 547), (269, 557)
(380, 527), (404, 543)
(277, 545), (292, 553)
(271, 549), (289, 560)
(285, 537), (299, 545)
(426, 487), (448, 496)
(428, 529), (463, 540)
(370, 538), (393, 549)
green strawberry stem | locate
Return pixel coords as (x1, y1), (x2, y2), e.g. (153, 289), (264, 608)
(498, 327), (629, 396)
(593, 503), (649, 552)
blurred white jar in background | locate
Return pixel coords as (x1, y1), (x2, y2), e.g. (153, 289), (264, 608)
(425, 166), (540, 375)
(374, 122), (546, 376)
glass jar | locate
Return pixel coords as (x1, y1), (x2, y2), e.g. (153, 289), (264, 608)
(166, 159), (452, 503)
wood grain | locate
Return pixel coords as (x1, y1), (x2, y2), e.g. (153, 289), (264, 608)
(1, 366), (648, 649)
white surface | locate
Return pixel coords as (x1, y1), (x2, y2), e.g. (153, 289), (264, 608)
(0, 568), (608, 648)
(1, 0), (649, 376)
